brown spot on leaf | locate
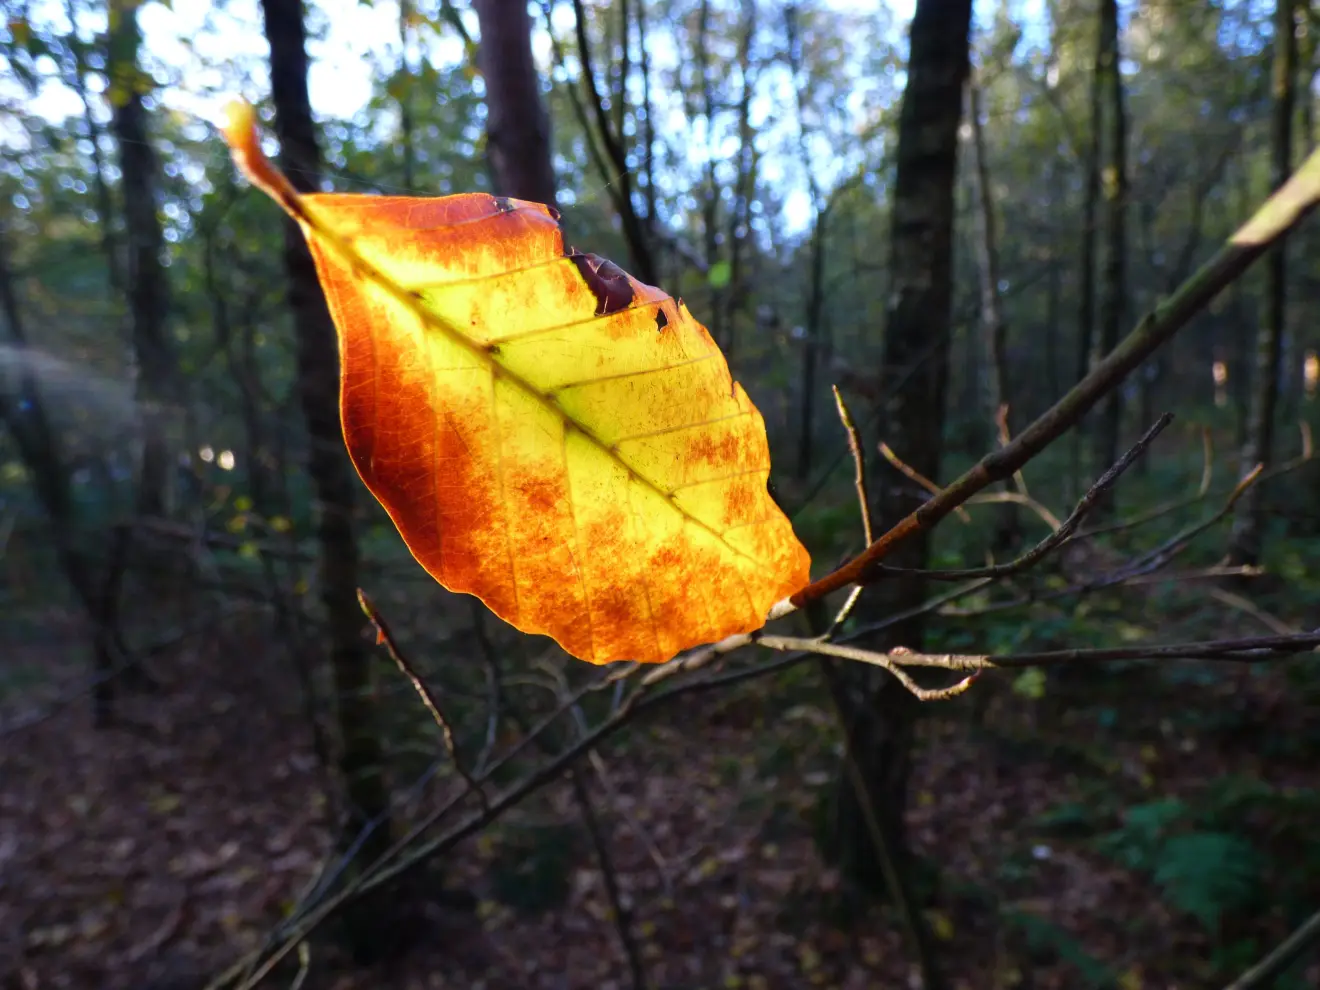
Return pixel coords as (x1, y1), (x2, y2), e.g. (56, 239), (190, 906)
(568, 251), (636, 316)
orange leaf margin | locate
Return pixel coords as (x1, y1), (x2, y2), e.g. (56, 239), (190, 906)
(222, 101), (810, 663)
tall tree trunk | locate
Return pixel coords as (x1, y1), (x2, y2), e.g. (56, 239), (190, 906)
(108, 0), (175, 520)
(1045, 158), (1064, 408)
(822, 4), (971, 989)
(475, 0), (559, 208)
(967, 74), (1018, 551)
(258, 0), (393, 958)
(397, 0), (416, 192)
(636, 0), (657, 243)
(0, 210), (127, 726)
(1091, 0), (1127, 514)
(787, 6), (826, 481)
(64, 0), (121, 292)
(1229, 0), (1296, 565)
(1070, 11), (1102, 502)
(721, 0), (758, 364)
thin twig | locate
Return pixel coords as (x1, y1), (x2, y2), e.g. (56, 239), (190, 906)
(875, 414), (1173, 581)
(758, 631), (1320, 676)
(1222, 907), (1320, 990)
(468, 602), (504, 774)
(879, 441), (972, 523)
(816, 657), (945, 987)
(758, 636), (977, 700)
(995, 403), (1029, 496)
(935, 458), (1273, 618)
(568, 767), (649, 990)
(826, 386), (871, 634)
(966, 490), (1063, 531)
(357, 589), (488, 813)
(833, 384), (873, 545)
(287, 943), (311, 990)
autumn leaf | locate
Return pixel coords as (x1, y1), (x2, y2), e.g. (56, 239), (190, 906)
(221, 101), (809, 664)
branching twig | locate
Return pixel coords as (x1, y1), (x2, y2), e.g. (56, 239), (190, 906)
(568, 767), (648, 990)
(874, 414), (1173, 581)
(833, 384), (873, 546)
(791, 147), (1320, 606)
(879, 440), (972, 523)
(758, 631), (1320, 679)
(1222, 907), (1320, 990)
(357, 589), (488, 813)
(826, 385), (870, 633)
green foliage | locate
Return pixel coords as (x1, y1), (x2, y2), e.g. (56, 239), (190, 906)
(1152, 832), (1264, 931)
(1095, 797), (1269, 934)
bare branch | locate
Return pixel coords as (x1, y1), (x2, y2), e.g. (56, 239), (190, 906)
(833, 384), (873, 545)
(357, 589), (488, 813)
(875, 413), (1173, 582)
(791, 147), (1320, 606)
(567, 768), (648, 989)
(758, 631), (1320, 678)
(879, 440), (972, 523)
(1223, 907), (1320, 990)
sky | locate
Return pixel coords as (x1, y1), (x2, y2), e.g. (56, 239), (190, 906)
(8, 0), (1049, 233)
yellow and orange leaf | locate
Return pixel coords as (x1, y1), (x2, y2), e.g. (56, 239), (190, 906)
(222, 101), (809, 664)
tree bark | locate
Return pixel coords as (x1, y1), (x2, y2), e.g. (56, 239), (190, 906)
(108, 0), (175, 519)
(475, 0), (558, 209)
(258, 0), (393, 957)
(721, 2), (758, 365)
(787, 6), (827, 481)
(1071, 7), (1102, 501)
(1091, 0), (1127, 516)
(0, 211), (127, 727)
(967, 74), (1018, 551)
(1229, 0), (1296, 565)
(823, 3), (971, 988)
(63, 0), (121, 292)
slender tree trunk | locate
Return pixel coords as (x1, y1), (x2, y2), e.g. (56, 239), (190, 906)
(722, 1), (758, 364)
(567, 0), (657, 284)
(636, 0), (657, 242)
(1229, 0), (1297, 565)
(967, 75), (1019, 551)
(823, 4), (971, 989)
(63, 0), (121, 292)
(1046, 159), (1064, 408)
(795, 213), (827, 480)
(695, 0), (724, 350)
(0, 210), (127, 726)
(787, 7), (827, 481)
(1091, 0), (1127, 515)
(1070, 12), (1103, 502)
(258, 0), (393, 959)
(109, 0), (175, 521)
(398, 0), (416, 192)
(475, 0), (559, 208)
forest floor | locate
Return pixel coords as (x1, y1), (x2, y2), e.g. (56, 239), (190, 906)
(2, 592), (1318, 990)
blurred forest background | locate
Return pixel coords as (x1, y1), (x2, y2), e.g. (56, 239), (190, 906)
(2, 0), (1319, 987)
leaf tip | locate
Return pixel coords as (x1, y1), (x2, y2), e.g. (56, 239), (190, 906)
(220, 98), (258, 158)
(219, 96), (303, 221)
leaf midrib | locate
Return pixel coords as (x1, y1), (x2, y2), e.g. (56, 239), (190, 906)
(300, 196), (770, 574)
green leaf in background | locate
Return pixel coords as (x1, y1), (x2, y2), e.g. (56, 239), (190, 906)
(707, 260), (732, 289)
